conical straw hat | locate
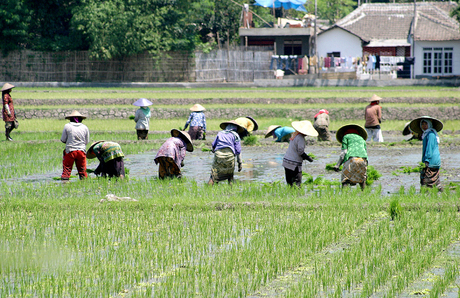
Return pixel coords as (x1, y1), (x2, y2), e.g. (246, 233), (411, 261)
(246, 116), (259, 131)
(132, 98), (153, 107)
(336, 124), (367, 143)
(65, 110), (87, 119)
(219, 120), (246, 134)
(171, 129), (194, 152)
(409, 116), (443, 135)
(1, 83), (14, 92)
(86, 141), (105, 159)
(265, 125), (282, 138)
(190, 104), (205, 112)
(291, 120), (318, 137)
(368, 94), (382, 102)
(402, 122), (411, 136)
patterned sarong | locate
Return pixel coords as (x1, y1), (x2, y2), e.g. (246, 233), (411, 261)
(420, 166), (441, 189)
(211, 148), (235, 182)
(188, 126), (204, 140)
(341, 157), (367, 184)
(157, 157), (181, 179)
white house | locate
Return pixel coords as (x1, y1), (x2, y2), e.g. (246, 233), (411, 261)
(317, 2), (460, 78)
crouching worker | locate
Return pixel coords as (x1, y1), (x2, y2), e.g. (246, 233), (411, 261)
(61, 110), (90, 180)
(209, 121), (245, 185)
(282, 121), (317, 187)
(333, 124), (368, 190)
(154, 129), (194, 179)
(87, 141), (125, 179)
(265, 125), (295, 143)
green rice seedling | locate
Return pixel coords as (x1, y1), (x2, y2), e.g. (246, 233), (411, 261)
(308, 153), (317, 160)
(388, 198), (403, 220)
(243, 135), (259, 146)
(325, 162), (341, 171)
(366, 165), (382, 185)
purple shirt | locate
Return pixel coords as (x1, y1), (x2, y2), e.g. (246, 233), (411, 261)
(212, 130), (241, 155)
(154, 137), (186, 169)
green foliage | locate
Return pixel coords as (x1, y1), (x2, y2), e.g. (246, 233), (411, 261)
(325, 162), (341, 171)
(0, 0), (31, 54)
(393, 162), (425, 175)
(305, 0), (357, 25)
(388, 199), (402, 220)
(366, 165), (382, 185)
(243, 135), (259, 146)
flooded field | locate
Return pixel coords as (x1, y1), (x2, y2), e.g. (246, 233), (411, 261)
(18, 134), (460, 195)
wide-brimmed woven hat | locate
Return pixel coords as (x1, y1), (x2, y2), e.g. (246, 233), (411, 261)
(171, 129), (194, 152)
(292, 120), (318, 137)
(219, 120), (246, 134)
(190, 104), (205, 112)
(409, 116), (443, 135)
(65, 110), (87, 119)
(132, 98), (153, 107)
(86, 141), (105, 159)
(336, 124), (367, 143)
(245, 116), (259, 131)
(265, 125), (282, 138)
(402, 122), (412, 136)
(368, 94), (382, 102)
(1, 83), (15, 92)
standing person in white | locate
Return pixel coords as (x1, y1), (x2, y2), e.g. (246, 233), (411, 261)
(133, 98), (152, 140)
(364, 94), (384, 142)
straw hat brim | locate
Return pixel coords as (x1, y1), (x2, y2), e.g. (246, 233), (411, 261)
(65, 110), (87, 119)
(86, 141), (105, 159)
(246, 116), (259, 131)
(132, 98), (153, 107)
(1, 83), (15, 92)
(336, 124), (367, 143)
(402, 122), (412, 136)
(190, 104), (206, 112)
(291, 121), (318, 137)
(171, 129), (194, 152)
(368, 94), (382, 102)
(219, 121), (246, 135)
(409, 116), (443, 134)
(265, 125), (282, 138)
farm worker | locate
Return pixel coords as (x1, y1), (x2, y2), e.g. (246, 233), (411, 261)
(409, 116), (443, 191)
(154, 129), (194, 179)
(364, 94), (384, 142)
(282, 121), (317, 187)
(402, 121), (422, 141)
(333, 124), (368, 190)
(265, 125), (295, 142)
(234, 116), (258, 138)
(313, 109), (332, 141)
(133, 98), (152, 140)
(183, 104), (206, 140)
(208, 121), (245, 185)
(2, 83), (16, 141)
(60, 110), (90, 180)
(87, 141), (125, 179)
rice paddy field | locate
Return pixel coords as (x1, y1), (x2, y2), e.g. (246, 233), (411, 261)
(1, 86), (460, 297)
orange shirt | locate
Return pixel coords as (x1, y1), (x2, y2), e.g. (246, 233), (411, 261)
(364, 104), (382, 127)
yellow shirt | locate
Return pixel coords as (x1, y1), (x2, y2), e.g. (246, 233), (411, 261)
(235, 117), (254, 132)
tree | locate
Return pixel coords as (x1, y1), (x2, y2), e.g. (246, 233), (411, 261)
(306, 0), (357, 24)
(71, 0), (193, 59)
(0, 0), (31, 55)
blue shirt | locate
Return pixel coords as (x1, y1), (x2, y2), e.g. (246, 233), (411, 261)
(422, 130), (441, 168)
(274, 127), (295, 142)
(212, 130), (242, 155)
(184, 112), (206, 132)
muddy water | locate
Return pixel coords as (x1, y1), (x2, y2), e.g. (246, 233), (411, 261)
(13, 135), (460, 195)
(126, 137), (460, 195)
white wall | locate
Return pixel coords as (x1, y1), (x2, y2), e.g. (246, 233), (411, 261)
(413, 40), (460, 77)
(317, 27), (362, 58)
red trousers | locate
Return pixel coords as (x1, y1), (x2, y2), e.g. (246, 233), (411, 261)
(61, 150), (88, 180)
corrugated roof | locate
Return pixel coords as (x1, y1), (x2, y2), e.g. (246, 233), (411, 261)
(335, 2), (460, 43)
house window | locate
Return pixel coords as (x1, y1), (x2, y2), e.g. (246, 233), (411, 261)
(423, 47), (453, 75)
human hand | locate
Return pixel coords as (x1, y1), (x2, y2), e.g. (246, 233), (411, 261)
(333, 165), (340, 172)
(238, 163), (242, 172)
(304, 155), (314, 162)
